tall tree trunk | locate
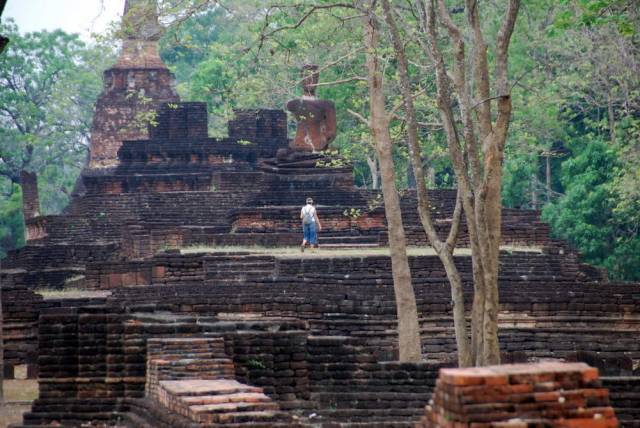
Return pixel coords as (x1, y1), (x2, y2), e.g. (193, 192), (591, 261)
(363, 9), (422, 362)
(420, 0), (489, 366)
(545, 155), (552, 202)
(419, 0), (520, 365)
(607, 91), (616, 144)
(531, 173), (538, 209)
(366, 155), (380, 190)
(477, 149), (504, 365)
(382, 0), (471, 367)
(426, 165), (436, 187)
(407, 160), (416, 189)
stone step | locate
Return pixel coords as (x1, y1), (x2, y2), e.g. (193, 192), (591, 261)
(205, 275), (274, 283)
(161, 357), (233, 366)
(202, 422), (302, 428)
(155, 352), (229, 359)
(198, 409), (286, 425)
(316, 408), (421, 424)
(313, 421), (415, 428)
(206, 266), (274, 273)
(206, 261), (275, 268)
(160, 379), (263, 397)
(205, 273), (274, 280)
(609, 392), (640, 399)
(191, 401), (280, 422)
(205, 255), (275, 262)
(313, 392), (432, 404)
(182, 392), (273, 406)
(318, 243), (381, 249)
(313, 234), (380, 240)
(202, 422), (305, 428)
(206, 273), (274, 280)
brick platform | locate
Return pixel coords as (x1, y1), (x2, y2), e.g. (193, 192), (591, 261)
(418, 362), (619, 428)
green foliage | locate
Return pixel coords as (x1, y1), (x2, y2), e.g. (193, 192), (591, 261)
(543, 138), (639, 281)
(0, 187), (25, 258)
(554, 0), (639, 36)
(246, 359), (266, 370)
(342, 208), (361, 221)
(315, 150), (350, 168)
(0, 20), (113, 254)
(367, 194), (384, 212)
(495, 1), (639, 279)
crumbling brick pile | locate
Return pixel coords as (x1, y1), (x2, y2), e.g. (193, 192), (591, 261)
(418, 362), (619, 428)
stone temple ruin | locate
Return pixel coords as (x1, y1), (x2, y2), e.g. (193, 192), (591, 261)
(2, 2), (640, 428)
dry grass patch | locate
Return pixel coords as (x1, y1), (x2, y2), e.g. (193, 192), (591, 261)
(4, 379), (38, 402)
(0, 379), (38, 427)
(0, 403), (31, 428)
(179, 245), (541, 258)
(35, 288), (111, 299)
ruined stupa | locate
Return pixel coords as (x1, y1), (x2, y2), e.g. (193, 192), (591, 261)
(87, 0), (179, 168)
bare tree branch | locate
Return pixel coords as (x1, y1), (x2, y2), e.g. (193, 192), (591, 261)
(258, 3), (356, 53)
(347, 108), (370, 126)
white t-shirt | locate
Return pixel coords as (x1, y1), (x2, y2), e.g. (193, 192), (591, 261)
(301, 204), (316, 223)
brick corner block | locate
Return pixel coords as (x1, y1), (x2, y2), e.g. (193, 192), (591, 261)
(417, 362), (619, 428)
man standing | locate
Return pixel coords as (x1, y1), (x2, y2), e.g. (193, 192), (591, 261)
(300, 197), (321, 252)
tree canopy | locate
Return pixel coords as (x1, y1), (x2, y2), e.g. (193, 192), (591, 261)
(0, 20), (114, 255)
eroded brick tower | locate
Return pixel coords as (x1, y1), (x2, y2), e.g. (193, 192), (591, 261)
(88, 0), (179, 168)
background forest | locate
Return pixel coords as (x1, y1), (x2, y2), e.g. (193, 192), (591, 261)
(0, 0), (638, 280)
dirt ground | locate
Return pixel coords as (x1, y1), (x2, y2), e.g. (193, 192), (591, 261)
(1, 379), (38, 428)
(0, 403), (31, 428)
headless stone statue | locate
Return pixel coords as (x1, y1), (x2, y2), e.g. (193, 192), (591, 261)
(286, 65), (337, 152)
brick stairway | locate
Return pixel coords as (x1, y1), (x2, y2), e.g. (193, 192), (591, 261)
(157, 379), (290, 426)
(145, 337), (300, 427)
(204, 254), (277, 285)
(318, 232), (380, 248)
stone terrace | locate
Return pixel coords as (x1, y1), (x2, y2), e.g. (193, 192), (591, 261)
(2, 101), (561, 289)
(8, 245), (640, 427)
(1, 28), (639, 427)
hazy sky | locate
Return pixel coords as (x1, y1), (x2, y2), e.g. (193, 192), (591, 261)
(3, 0), (125, 40)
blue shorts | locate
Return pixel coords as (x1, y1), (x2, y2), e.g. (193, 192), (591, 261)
(303, 222), (318, 244)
